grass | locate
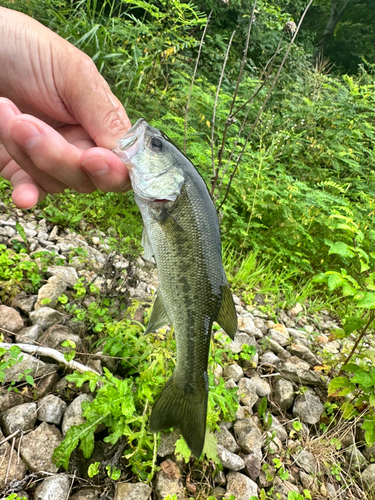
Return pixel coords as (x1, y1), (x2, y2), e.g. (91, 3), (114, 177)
(222, 245), (333, 314)
(295, 411), (372, 500)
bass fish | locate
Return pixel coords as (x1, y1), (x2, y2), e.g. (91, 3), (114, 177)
(114, 118), (237, 457)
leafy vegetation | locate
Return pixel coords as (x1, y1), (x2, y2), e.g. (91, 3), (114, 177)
(1, 0), (375, 496)
(52, 314), (239, 481)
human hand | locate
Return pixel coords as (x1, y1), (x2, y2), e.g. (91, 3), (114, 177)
(0, 7), (131, 209)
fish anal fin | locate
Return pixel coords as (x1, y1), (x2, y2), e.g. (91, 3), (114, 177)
(145, 292), (170, 334)
(216, 283), (237, 340)
(149, 375), (208, 458)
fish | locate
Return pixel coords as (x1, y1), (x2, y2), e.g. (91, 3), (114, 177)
(113, 118), (237, 457)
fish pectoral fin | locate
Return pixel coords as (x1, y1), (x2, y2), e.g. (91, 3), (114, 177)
(216, 283), (237, 340)
(144, 292), (170, 334)
(157, 207), (184, 232)
(149, 374), (208, 458)
(141, 227), (154, 261)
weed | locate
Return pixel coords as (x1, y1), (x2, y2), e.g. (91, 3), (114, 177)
(53, 313), (238, 481)
(0, 245), (43, 303)
(0, 343), (35, 391)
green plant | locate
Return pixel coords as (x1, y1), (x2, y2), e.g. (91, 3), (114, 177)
(250, 491), (312, 500)
(212, 331), (257, 367)
(87, 460), (121, 480)
(0, 244), (43, 302)
(87, 461), (100, 478)
(42, 205), (83, 228)
(52, 367), (144, 476)
(3, 494), (28, 500)
(273, 458), (289, 480)
(292, 421), (303, 432)
(314, 210), (375, 443)
(329, 463), (342, 482)
(53, 312), (239, 481)
(61, 340), (77, 362)
(0, 344), (35, 391)
(288, 492), (312, 500)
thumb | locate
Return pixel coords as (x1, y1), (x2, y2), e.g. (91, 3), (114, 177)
(63, 56), (131, 149)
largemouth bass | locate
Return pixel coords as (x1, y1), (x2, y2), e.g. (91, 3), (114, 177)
(114, 119), (237, 457)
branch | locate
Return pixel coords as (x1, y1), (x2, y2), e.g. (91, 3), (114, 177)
(218, 0), (314, 210)
(215, 33), (285, 198)
(183, 11), (212, 154)
(0, 343), (100, 375)
(340, 310), (375, 369)
(216, 0), (257, 170)
(210, 30), (236, 187)
(316, 0), (351, 53)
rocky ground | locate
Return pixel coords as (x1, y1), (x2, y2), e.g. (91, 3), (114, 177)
(1, 202), (375, 500)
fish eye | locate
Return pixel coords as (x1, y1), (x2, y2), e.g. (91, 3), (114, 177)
(151, 137), (163, 152)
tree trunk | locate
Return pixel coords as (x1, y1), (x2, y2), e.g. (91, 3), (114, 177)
(315, 0), (352, 56)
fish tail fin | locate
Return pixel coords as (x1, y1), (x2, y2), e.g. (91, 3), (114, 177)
(149, 375), (208, 458)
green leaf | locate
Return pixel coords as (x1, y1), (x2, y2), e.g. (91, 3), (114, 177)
(292, 421), (303, 432)
(279, 468), (289, 480)
(369, 394), (375, 408)
(356, 292), (375, 309)
(341, 363), (361, 373)
(303, 490), (312, 500)
(15, 222), (28, 245)
(79, 427), (95, 458)
(312, 272), (327, 283)
(328, 377), (355, 397)
(106, 465), (121, 480)
(61, 340), (76, 348)
(59, 294), (69, 304)
(343, 317), (366, 335)
(364, 274), (375, 291)
(341, 402), (358, 420)
(53, 417), (101, 469)
(25, 375), (35, 386)
(202, 429), (218, 462)
(363, 424), (375, 446)
(174, 436), (191, 463)
(327, 273), (346, 291)
(88, 462), (100, 477)
(10, 345), (21, 359)
(328, 241), (356, 259)
(258, 397), (267, 420)
(351, 370), (374, 388)
(287, 492), (303, 500)
(342, 282), (357, 297)
(360, 259), (370, 273)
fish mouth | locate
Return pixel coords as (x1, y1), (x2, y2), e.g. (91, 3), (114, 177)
(113, 118), (147, 162)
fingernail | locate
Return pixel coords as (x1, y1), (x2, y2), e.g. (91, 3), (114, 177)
(8, 121), (41, 149)
(82, 156), (109, 176)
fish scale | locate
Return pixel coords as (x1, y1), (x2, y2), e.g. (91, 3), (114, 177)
(114, 118), (237, 457)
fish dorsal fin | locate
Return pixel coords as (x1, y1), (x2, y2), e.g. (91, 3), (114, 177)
(142, 227), (154, 261)
(216, 283), (237, 340)
(145, 292), (170, 334)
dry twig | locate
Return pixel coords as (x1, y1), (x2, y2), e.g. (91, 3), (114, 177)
(0, 343), (100, 375)
(211, 30), (236, 180)
(215, 0), (258, 174)
(183, 11), (212, 154)
(218, 0), (314, 210)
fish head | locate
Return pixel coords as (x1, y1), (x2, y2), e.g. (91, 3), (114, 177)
(114, 118), (185, 205)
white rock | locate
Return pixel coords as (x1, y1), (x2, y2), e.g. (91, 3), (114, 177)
(37, 395), (67, 425)
(225, 472), (258, 500)
(217, 444), (245, 471)
(34, 474), (70, 500)
(61, 394), (93, 436)
(224, 364), (244, 382)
